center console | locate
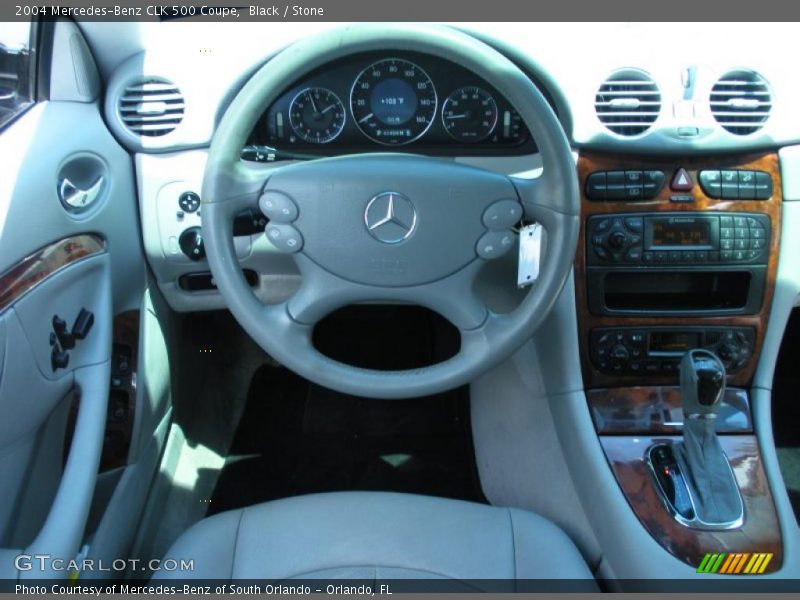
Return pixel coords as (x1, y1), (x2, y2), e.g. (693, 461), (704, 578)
(575, 152), (783, 573)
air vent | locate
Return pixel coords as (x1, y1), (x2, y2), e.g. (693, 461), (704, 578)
(595, 70), (661, 136)
(710, 70), (771, 135)
(118, 78), (184, 137)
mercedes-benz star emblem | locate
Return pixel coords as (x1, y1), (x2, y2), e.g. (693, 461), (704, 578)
(364, 192), (417, 244)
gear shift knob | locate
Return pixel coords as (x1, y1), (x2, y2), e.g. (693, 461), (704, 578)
(679, 349), (726, 417)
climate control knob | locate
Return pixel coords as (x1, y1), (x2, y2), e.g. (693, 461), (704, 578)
(610, 344), (630, 362)
(179, 227), (205, 261)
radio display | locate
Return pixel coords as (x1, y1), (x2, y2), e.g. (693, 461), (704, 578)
(649, 331), (701, 354)
(651, 220), (711, 246)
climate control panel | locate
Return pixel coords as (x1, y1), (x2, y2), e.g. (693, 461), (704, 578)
(590, 326), (755, 376)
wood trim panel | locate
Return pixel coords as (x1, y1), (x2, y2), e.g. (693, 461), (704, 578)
(601, 435), (782, 572)
(575, 152), (782, 388)
(0, 234), (106, 313)
(588, 386), (752, 435)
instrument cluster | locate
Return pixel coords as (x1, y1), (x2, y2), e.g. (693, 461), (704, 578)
(250, 52), (537, 155)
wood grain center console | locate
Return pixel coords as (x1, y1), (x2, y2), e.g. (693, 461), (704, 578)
(576, 152), (783, 572)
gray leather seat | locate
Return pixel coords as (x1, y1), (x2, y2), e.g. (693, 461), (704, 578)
(156, 492), (595, 588)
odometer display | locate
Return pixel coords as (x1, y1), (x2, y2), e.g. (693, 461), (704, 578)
(351, 59), (437, 145)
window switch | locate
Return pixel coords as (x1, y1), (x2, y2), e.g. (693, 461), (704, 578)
(71, 308), (94, 340)
(51, 346), (69, 372)
(52, 315), (75, 350)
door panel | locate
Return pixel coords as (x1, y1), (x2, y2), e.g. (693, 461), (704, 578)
(0, 18), (151, 579)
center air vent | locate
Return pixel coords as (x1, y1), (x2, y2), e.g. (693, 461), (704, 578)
(595, 69), (661, 137)
(118, 78), (184, 137)
(710, 70), (771, 135)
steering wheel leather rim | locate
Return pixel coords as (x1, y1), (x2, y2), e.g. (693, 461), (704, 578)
(201, 24), (579, 399)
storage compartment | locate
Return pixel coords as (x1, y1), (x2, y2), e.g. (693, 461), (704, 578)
(587, 267), (766, 316)
(605, 271), (750, 310)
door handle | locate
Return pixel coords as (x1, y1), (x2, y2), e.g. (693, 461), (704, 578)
(58, 176), (104, 210)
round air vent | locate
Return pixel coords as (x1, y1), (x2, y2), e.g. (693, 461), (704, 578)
(710, 70), (771, 135)
(118, 77), (184, 137)
(595, 69), (661, 136)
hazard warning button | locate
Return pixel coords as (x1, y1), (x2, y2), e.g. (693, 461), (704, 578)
(670, 168), (694, 191)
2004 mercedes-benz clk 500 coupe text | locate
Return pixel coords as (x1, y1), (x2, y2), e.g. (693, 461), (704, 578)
(0, 5), (799, 595)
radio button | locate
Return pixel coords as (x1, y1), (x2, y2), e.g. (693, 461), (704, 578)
(608, 231), (628, 249)
(751, 227), (766, 239)
(625, 248), (643, 262)
(721, 250), (733, 261)
(682, 251), (695, 262)
(734, 239), (748, 250)
(733, 216), (747, 228)
(624, 216), (643, 232)
(751, 238), (766, 249)
(720, 227), (733, 239)
(593, 246), (610, 260)
(735, 227), (749, 239)
(720, 239), (733, 250)
(642, 252), (654, 263)
(654, 251), (667, 263)
(720, 215), (734, 227)
(594, 217), (611, 232)
(733, 250), (746, 261)
(746, 217), (759, 228)
(695, 251), (708, 262)
(668, 251), (681, 262)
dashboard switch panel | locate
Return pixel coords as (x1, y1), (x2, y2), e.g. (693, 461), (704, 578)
(698, 169), (772, 200)
(586, 169), (665, 201)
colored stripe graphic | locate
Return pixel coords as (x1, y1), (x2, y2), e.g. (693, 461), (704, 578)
(697, 552), (773, 575)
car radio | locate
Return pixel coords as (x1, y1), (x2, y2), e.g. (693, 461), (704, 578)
(587, 212), (770, 266)
(590, 326), (755, 376)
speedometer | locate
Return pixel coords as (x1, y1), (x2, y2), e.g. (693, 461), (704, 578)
(350, 59), (437, 145)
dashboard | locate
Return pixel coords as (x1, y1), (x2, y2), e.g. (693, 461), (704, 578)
(245, 52), (537, 157)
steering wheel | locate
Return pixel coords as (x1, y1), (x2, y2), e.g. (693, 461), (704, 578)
(201, 24), (579, 399)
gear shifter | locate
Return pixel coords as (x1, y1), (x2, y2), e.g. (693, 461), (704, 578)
(647, 349), (744, 529)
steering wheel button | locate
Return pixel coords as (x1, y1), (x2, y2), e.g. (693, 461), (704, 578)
(259, 191), (298, 223)
(482, 199), (523, 230)
(477, 230), (515, 259)
(266, 223), (303, 253)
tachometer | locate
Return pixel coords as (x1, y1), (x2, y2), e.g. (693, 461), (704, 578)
(442, 87), (498, 143)
(350, 59), (437, 145)
(288, 87), (346, 144)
